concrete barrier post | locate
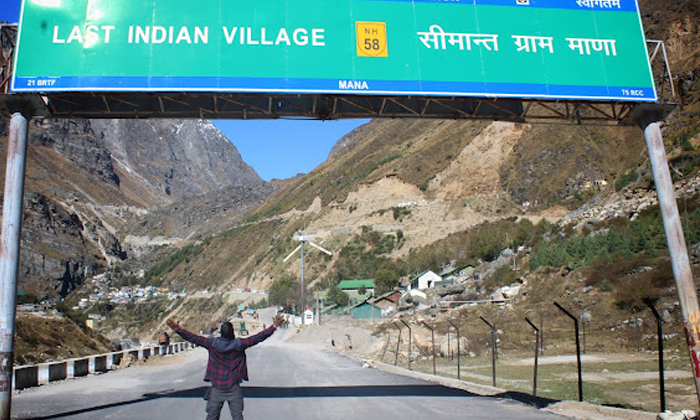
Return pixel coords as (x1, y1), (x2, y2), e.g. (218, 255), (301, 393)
(37, 364), (49, 385)
(66, 360), (75, 379)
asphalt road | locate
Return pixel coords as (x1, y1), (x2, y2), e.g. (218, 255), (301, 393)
(11, 329), (568, 420)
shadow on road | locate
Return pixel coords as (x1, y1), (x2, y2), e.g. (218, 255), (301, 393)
(243, 384), (471, 398)
(17, 384), (558, 419)
(15, 387), (209, 420)
(243, 385), (558, 408)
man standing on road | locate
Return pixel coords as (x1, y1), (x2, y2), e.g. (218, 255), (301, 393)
(166, 314), (284, 420)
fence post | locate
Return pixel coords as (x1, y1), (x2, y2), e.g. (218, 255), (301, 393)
(525, 317), (540, 396)
(381, 332), (391, 363)
(479, 316), (496, 387)
(647, 302), (666, 412)
(393, 322), (402, 366)
(401, 319), (412, 370)
(554, 302), (583, 402)
(447, 319), (461, 380)
(422, 322), (436, 375)
(447, 329), (451, 361)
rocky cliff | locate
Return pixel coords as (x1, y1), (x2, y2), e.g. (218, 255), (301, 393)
(91, 119), (262, 206)
(0, 117), (269, 299)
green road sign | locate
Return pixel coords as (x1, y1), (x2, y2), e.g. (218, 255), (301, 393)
(11, 0), (657, 101)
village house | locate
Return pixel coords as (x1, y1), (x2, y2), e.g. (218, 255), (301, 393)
(371, 290), (400, 316)
(409, 270), (441, 290)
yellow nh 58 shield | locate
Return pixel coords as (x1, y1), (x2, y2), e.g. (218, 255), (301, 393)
(356, 22), (388, 57)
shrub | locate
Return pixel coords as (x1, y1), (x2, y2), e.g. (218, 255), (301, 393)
(17, 293), (40, 305)
(146, 243), (206, 283)
(374, 268), (400, 295)
(55, 301), (88, 328)
(615, 170), (639, 191)
(599, 279), (613, 292)
(392, 206), (412, 220)
(614, 275), (660, 311)
(268, 276), (301, 307)
(326, 284), (350, 307)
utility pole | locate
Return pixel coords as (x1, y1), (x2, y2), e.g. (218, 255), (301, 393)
(316, 285), (321, 325)
(284, 233), (332, 319)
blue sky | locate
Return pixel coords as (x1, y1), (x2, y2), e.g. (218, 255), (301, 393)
(213, 119), (369, 181)
(0, 1), (369, 181)
(1, 0), (21, 24)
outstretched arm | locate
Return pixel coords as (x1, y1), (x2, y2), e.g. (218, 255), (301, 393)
(238, 315), (285, 349)
(167, 319), (213, 348)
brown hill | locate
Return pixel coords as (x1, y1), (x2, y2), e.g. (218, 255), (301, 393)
(0, 118), (268, 299)
(121, 0), (700, 340)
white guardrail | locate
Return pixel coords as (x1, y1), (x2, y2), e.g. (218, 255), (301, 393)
(12, 342), (195, 391)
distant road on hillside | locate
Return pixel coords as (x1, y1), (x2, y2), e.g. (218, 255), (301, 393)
(11, 331), (565, 420)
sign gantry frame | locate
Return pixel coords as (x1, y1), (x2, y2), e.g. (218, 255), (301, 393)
(0, 25), (677, 124)
(1, 7), (699, 417)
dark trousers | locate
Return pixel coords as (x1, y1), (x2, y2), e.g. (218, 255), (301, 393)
(206, 384), (244, 420)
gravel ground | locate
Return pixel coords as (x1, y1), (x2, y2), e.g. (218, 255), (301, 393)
(286, 318), (673, 420)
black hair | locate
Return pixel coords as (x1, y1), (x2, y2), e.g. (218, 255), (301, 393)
(220, 321), (235, 339)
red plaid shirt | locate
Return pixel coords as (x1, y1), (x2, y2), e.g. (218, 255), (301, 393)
(174, 325), (277, 389)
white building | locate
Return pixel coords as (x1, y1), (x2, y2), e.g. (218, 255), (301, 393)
(303, 308), (314, 325)
(409, 270), (442, 290)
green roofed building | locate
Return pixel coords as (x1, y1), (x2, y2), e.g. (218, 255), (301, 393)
(337, 279), (375, 292)
(337, 279), (375, 306)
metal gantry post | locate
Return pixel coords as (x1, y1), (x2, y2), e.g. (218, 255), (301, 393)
(640, 112), (700, 405)
(422, 322), (436, 375)
(447, 319), (461, 380)
(554, 302), (583, 402)
(401, 319), (412, 370)
(0, 112), (30, 420)
(525, 317), (540, 396)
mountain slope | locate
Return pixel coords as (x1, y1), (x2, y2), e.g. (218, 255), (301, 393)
(145, 118), (646, 306)
(0, 117), (268, 299)
(91, 119), (262, 206)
